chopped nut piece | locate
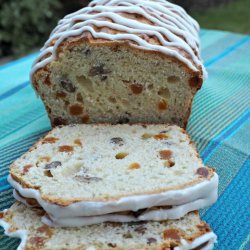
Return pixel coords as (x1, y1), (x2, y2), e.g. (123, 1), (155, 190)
(115, 152), (129, 159)
(58, 145), (74, 152)
(129, 163), (140, 169)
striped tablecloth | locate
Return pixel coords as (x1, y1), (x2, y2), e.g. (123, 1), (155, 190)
(0, 29), (249, 250)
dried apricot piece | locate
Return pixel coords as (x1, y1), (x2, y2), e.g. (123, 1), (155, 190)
(115, 152), (129, 159)
(129, 163), (141, 169)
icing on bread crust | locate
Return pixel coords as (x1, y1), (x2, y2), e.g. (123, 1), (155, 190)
(31, 0), (205, 77)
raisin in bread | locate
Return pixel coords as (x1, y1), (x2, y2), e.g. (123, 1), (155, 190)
(31, 0), (206, 128)
(0, 202), (217, 250)
(9, 124), (218, 224)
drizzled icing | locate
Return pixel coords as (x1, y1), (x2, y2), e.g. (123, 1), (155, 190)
(31, 0), (206, 77)
(41, 194), (217, 227)
(8, 173), (218, 219)
(176, 232), (217, 250)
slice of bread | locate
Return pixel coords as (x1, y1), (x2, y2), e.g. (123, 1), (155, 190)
(31, 0), (206, 128)
(9, 124), (218, 221)
(0, 202), (217, 250)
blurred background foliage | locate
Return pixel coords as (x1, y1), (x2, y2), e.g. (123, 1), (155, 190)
(0, 0), (249, 60)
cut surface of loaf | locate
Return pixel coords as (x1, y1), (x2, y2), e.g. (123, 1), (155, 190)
(0, 202), (217, 250)
(10, 124), (218, 220)
(31, 0), (206, 128)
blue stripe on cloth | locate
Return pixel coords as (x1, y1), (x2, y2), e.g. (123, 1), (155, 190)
(201, 109), (250, 162)
(0, 178), (11, 192)
(0, 81), (30, 101)
(0, 129), (46, 154)
(203, 157), (250, 250)
(205, 36), (250, 67)
(0, 52), (39, 71)
(0, 113), (46, 141)
(0, 193), (14, 208)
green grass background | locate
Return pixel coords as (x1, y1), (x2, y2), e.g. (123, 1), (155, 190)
(192, 0), (250, 34)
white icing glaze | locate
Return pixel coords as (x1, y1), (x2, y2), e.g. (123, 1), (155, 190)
(175, 232), (217, 250)
(13, 189), (36, 208)
(42, 192), (217, 227)
(8, 173), (218, 219)
(0, 211), (27, 250)
(30, 0), (206, 78)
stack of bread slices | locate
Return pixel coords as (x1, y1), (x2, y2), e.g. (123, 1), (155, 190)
(0, 1), (218, 249)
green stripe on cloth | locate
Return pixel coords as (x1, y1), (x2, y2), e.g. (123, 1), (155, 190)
(0, 29), (250, 250)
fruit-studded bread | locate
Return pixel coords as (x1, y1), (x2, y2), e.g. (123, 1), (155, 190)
(9, 124), (218, 222)
(0, 202), (217, 250)
(31, 0), (206, 128)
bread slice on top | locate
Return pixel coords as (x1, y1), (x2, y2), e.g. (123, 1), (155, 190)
(31, 0), (206, 128)
(0, 202), (217, 250)
(9, 124), (218, 222)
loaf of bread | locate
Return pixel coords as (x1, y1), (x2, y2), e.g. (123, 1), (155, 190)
(9, 124), (218, 226)
(0, 202), (217, 250)
(31, 0), (206, 128)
